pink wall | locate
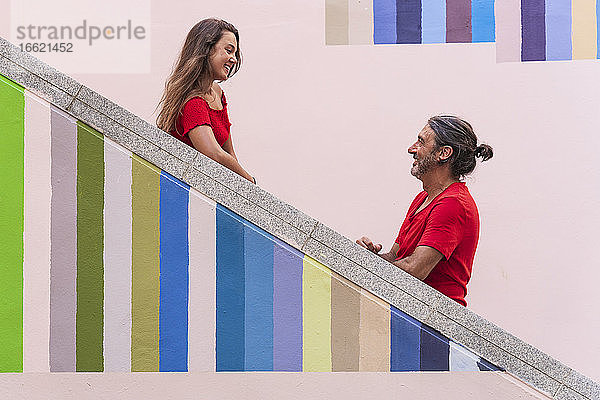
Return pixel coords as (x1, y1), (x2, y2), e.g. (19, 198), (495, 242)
(2, 0), (599, 382)
(0, 372), (551, 399)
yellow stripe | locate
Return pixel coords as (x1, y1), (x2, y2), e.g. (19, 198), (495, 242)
(572, 0), (598, 59)
(131, 155), (161, 371)
(302, 256), (332, 371)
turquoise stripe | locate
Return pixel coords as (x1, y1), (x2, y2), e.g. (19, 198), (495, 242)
(244, 224), (274, 371)
(472, 0), (495, 42)
(422, 0), (446, 43)
(216, 205), (245, 371)
(159, 172), (189, 372)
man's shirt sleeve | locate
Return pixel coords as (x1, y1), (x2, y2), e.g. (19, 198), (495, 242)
(417, 197), (465, 260)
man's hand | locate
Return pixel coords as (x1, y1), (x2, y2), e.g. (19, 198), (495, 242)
(356, 236), (383, 254)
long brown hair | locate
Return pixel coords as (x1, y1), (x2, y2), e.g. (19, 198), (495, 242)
(156, 18), (242, 133)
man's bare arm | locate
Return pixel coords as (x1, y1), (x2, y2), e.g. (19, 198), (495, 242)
(392, 245), (443, 280)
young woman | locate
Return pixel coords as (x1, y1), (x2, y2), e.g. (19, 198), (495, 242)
(157, 18), (254, 183)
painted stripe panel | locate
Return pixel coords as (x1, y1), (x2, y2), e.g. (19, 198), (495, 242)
(478, 356), (500, 371)
(244, 226), (274, 371)
(216, 205), (245, 371)
(131, 155), (160, 372)
(273, 238), (303, 372)
(522, 0), (546, 61)
(390, 306), (420, 371)
(496, 0), (522, 62)
(49, 106), (78, 372)
(75, 122), (105, 372)
(422, 0), (446, 44)
(188, 191), (216, 372)
(23, 91), (51, 373)
(326, 0), (349, 45)
(449, 341), (480, 371)
(396, 0), (422, 44)
(103, 140), (132, 372)
(159, 172), (190, 372)
(472, 0), (495, 42)
(0, 75), (24, 373)
(447, 0), (472, 43)
(420, 325), (450, 371)
(598, 0), (600, 58)
(302, 256), (332, 372)
(545, 0), (572, 60)
(374, 0), (397, 43)
(349, 0), (374, 44)
(331, 273), (360, 371)
(358, 289), (390, 371)
(572, 0), (598, 59)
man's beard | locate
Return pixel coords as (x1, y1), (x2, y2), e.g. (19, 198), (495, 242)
(410, 150), (438, 178)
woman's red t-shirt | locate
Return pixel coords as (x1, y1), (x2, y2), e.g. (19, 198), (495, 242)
(170, 92), (232, 148)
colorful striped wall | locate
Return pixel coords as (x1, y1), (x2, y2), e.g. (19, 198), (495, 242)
(0, 73), (499, 373)
(325, 0), (495, 45)
(520, 0), (599, 61)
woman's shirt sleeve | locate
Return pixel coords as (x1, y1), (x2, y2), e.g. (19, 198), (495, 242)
(180, 97), (212, 137)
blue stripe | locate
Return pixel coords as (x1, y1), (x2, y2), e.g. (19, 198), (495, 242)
(545, 0), (572, 60)
(374, 0), (397, 44)
(477, 357), (501, 371)
(244, 224), (274, 371)
(396, 0), (422, 44)
(472, 0), (495, 42)
(420, 324), (449, 371)
(422, 0), (446, 43)
(390, 306), (421, 371)
(158, 172), (190, 372)
(216, 205), (245, 371)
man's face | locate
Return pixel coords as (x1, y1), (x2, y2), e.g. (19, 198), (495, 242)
(408, 124), (440, 179)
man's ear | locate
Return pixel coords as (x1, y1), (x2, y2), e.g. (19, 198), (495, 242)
(438, 145), (453, 163)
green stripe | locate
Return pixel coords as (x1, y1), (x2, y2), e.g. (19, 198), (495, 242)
(76, 122), (105, 372)
(131, 155), (160, 372)
(0, 75), (24, 373)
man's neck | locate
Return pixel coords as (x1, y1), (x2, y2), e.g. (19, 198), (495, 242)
(421, 171), (458, 199)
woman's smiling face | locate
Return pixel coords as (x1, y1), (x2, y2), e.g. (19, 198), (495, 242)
(209, 31), (238, 81)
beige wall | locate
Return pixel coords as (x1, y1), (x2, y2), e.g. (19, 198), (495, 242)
(2, 0), (599, 383)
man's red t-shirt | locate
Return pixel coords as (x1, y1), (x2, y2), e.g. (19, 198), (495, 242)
(394, 182), (480, 306)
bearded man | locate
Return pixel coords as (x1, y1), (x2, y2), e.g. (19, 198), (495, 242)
(356, 116), (493, 306)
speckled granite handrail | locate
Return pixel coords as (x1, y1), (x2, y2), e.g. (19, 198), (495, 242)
(0, 36), (597, 400)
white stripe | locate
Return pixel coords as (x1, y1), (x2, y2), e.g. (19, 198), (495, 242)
(349, 0), (374, 45)
(449, 341), (481, 371)
(103, 137), (132, 372)
(188, 189), (216, 372)
(23, 91), (52, 372)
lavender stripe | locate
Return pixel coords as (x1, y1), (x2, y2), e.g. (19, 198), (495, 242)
(521, 0), (546, 61)
(273, 239), (303, 371)
(49, 106), (78, 372)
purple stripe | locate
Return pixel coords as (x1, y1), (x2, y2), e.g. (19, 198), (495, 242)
(49, 106), (77, 372)
(447, 0), (472, 43)
(273, 238), (303, 371)
(521, 0), (546, 61)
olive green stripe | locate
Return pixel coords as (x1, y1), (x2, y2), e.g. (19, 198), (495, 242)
(75, 122), (105, 372)
(0, 74), (24, 373)
(131, 155), (160, 372)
